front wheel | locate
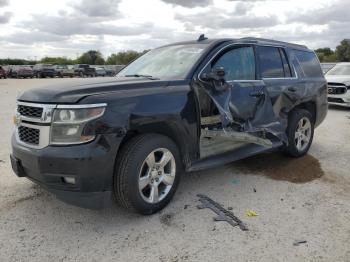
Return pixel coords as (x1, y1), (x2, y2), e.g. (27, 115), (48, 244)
(283, 109), (314, 157)
(114, 134), (182, 215)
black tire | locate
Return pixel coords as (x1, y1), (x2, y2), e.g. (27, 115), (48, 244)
(283, 109), (314, 157)
(114, 134), (182, 215)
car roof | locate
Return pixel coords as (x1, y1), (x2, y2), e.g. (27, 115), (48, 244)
(164, 37), (310, 52)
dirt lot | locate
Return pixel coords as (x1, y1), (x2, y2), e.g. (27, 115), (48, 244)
(0, 79), (349, 262)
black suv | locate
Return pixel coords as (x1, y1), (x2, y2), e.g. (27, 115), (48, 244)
(33, 64), (56, 78)
(11, 37), (327, 214)
(74, 64), (96, 77)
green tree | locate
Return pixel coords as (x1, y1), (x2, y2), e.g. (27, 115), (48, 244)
(40, 56), (75, 65)
(0, 58), (36, 65)
(315, 47), (337, 62)
(336, 39), (350, 62)
(315, 48), (334, 57)
(106, 50), (149, 65)
(77, 50), (105, 65)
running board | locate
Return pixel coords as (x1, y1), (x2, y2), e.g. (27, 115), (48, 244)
(187, 140), (283, 172)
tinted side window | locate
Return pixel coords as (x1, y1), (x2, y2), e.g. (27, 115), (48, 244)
(258, 46), (284, 78)
(212, 46), (255, 81)
(279, 48), (292, 77)
(294, 50), (323, 78)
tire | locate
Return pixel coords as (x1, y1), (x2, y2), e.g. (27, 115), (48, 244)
(283, 109), (314, 157)
(114, 134), (182, 215)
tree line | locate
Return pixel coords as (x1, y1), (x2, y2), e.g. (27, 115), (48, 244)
(1, 39), (350, 65)
(312, 39), (350, 62)
(0, 50), (149, 66)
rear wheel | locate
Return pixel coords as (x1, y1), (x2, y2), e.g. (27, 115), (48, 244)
(114, 134), (182, 214)
(283, 109), (314, 157)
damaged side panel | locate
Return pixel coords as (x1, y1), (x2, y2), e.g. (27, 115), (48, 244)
(194, 45), (314, 159)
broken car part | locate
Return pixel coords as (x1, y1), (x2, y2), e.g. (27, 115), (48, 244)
(197, 194), (248, 231)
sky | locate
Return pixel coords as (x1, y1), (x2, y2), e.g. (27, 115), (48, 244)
(0, 0), (348, 59)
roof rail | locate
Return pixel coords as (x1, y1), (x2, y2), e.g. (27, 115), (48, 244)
(240, 37), (308, 49)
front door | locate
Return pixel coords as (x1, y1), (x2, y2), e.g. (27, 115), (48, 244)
(194, 45), (285, 158)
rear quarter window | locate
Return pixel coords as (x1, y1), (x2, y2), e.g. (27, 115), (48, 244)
(293, 50), (323, 78)
(257, 46), (285, 78)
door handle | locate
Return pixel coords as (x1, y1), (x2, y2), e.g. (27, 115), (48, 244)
(288, 87), (297, 92)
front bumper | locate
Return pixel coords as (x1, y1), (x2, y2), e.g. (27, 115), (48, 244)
(11, 133), (122, 209)
(328, 92), (350, 107)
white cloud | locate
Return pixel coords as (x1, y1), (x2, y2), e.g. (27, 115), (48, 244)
(0, 0), (347, 59)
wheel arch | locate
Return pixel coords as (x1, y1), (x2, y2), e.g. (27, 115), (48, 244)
(117, 121), (193, 169)
(291, 101), (316, 124)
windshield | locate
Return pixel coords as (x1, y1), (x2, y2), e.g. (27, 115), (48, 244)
(326, 64), (350, 76)
(117, 44), (208, 79)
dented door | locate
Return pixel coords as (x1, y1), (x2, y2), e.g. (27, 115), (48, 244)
(196, 45), (286, 148)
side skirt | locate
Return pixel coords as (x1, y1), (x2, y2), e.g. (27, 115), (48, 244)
(187, 139), (283, 172)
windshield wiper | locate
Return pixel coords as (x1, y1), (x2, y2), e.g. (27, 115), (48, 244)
(124, 74), (159, 80)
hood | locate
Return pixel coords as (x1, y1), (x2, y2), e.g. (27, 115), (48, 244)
(325, 75), (350, 86)
(18, 77), (171, 104)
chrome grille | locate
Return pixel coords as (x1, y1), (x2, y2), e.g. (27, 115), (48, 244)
(18, 126), (40, 145)
(17, 105), (43, 118)
(327, 83), (348, 95)
(16, 102), (56, 149)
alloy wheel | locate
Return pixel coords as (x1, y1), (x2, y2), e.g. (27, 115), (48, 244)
(138, 148), (176, 204)
(294, 117), (312, 152)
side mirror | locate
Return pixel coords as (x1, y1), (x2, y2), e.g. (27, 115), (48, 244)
(201, 67), (226, 81)
(200, 67), (229, 91)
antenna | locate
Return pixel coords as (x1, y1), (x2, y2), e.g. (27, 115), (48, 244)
(197, 34), (208, 42)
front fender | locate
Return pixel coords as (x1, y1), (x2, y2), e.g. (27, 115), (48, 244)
(80, 84), (200, 165)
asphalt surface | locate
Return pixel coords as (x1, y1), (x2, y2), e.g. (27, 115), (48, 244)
(0, 79), (349, 262)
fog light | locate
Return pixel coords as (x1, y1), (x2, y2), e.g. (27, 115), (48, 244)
(63, 177), (76, 184)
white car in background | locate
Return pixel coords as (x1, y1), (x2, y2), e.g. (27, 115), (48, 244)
(325, 63), (350, 107)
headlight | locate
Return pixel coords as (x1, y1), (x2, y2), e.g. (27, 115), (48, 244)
(50, 104), (106, 145)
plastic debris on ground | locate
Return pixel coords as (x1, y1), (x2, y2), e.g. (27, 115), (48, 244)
(245, 210), (259, 217)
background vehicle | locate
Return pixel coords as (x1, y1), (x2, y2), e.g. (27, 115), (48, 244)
(0, 66), (7, 79)
(103, 65), (125, 76)
(321, 63), (337, 74)
(11, 37), (327, 214)
(55, 65), (75, 78)
(95, 67), (107, 77)
(9, 66), (34, 78)
(325, 62), (350, 107)
(74, 64), (96, 77)
(33, 64), (56, 78)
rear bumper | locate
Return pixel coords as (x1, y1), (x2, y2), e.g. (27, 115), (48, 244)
(11, 133), (123, 209)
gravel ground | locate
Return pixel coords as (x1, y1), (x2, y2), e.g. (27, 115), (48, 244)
(0, 79), (349, 262)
